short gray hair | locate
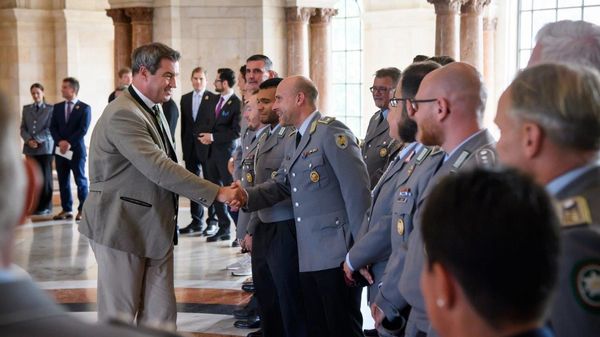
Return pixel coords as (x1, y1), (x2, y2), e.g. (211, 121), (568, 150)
(0, 93), (26, 252)
(535, 20), (600, 71)
(131, 42), (181, 75)
(510, 63), (600, 151)
(374, 67), (402, 87)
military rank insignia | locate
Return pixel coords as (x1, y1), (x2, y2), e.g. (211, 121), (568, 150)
(246, 172), (253, 183)
(557, 196), (592, 227)
(379, 147), (388, 158)
(335, 133), (348, 149)
(396, 218), (405, 235)
(310, 170), (320, 183)
(572, 260), (600, 313)
(271, 171), (277, 179)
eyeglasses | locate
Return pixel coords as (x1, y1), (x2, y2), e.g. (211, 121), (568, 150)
(389, 97), (408, 108)
(369, 86), (392, 93)
(406, 98), (437, 111)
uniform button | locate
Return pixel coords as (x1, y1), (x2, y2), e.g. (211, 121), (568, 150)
(295, 202), (299, 207)
(292, 172), (296, 177)
(368, 144), (371, 148)
(367, 216), (370, 221)
(293, 187), (297, 192)
(297, 217), (301, 222)
(335, 219), (340, 224)
(364, 155), (367, 159)
(33, 121), (37, 124)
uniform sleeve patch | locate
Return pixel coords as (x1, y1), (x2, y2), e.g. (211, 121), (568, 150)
(335, 133), (348, 149)
(571, 260), (600, 313)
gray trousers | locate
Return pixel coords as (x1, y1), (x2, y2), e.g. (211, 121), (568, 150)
(90, 240), (176, 330)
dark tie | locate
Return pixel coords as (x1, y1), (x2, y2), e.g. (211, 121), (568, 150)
(215, 96), (225, 118)
(65, 101), (73, 122)
(152, 105), (172, 156)
(295, 132), (302, 148)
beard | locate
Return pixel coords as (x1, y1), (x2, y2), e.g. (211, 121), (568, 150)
(417, 118), (442, 146)
(398, 109), (417, 143)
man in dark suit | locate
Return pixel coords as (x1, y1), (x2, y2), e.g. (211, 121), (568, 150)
(161, 98), (179, 139)
(50, 77), (91, 221)
(200, 68), (242, 242)
(179, 67), (218, 235)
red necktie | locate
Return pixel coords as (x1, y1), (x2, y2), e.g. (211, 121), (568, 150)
(215, 96), (225, 118)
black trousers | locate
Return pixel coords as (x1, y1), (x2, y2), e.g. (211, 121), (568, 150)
(205, 153), (233, 231)
(184, 153), (215, 225)
(299, 267), (363, 337)
(252, 219), (307, 337)
(28, 154), (53, 212)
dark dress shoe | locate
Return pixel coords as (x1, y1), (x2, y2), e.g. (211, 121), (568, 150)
(231, 240), (240, 248)
(207, 227), (231, 242)
(33, 209), (51, 216)
(233, 307), (257, 319)
(53, 211), (73, 220)
(234, 317), (260, 329)
(179, 222), (205, 235)
(364, 328), (379, 336)
(247, 329), (263, 337)
(201, 223), (218, 236)
(75, 211), (82, 221)
(241, 283), (255, 293)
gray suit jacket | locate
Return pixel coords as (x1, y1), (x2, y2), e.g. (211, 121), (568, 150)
(246, 124), (296, 234)
(246, 112), (371, 272)
(361, 111), (398, 189)
(349, 143), (439, 304)
(0, 279), (181, 337)
(400, 129), (496, 335)
(80, 90), (220, 259)
(374, 145), (445, 319)
(551, 166), (600, 337)
(20, 102), (54, 155)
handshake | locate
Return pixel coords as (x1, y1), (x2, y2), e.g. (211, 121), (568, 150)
(216, 180), (247, 210)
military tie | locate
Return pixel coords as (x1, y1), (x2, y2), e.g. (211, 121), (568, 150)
(295, 131), (302, 148)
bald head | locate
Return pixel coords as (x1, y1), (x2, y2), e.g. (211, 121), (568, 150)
(273, 76), (320, 128)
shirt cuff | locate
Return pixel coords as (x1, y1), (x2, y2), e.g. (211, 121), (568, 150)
(345, 253), (355, 272)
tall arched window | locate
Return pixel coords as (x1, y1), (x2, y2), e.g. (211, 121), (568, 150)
(332, 0), (363, 136)
(517, 0), (600, 69)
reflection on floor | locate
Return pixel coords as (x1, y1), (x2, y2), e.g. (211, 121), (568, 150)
(15, 206), (373, 336)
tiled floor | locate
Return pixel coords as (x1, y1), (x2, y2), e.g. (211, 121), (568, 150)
(15, 205), (374, 336)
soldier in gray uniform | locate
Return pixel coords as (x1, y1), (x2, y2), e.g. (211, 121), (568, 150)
(361, 67), (402, 188)
(495, 63), (600, 337)
(234, 76), (371, 337)
(342, 62), (441, 318)
(398, 62), (496, 337)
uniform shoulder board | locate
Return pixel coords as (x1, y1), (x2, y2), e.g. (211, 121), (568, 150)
(278, 126), (287, 137)
(429, 146), (444, 156)
(415, 147), (433, 164)
(317, 116), (336, 124)
(309, 120), (318, 134)
(555, 196), (593, 228)
(475, 145), (497, 168)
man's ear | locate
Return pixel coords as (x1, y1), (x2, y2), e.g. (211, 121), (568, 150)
(522, 121), (544, 159)
(268, 70), (278, 79)
(20, 158), (42, 225)
(437, 98), (450, 122)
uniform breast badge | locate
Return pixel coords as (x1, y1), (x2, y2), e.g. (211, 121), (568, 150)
(246, 172), (253, 183)
(396, 218), (405, 235)
(310, 170), (320, 183)
(379, 147), (388, 158)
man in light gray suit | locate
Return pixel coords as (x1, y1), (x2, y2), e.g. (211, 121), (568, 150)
(495, 63), (600, 337)
(399, 62), (496, 337)
(361, 67), (403, 188)
(80, 42), (243, 329)
(20, 82), (54, 215)
(233, 76), (371, 337)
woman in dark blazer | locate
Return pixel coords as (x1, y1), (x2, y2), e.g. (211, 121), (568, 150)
(20, 83), (54, 215)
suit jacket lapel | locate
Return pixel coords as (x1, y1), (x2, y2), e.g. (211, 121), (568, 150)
(364, 112), (387, 143)
(124, 89), (166, 151)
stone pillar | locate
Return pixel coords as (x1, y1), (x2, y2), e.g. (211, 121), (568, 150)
(483, 16), (497, 91)
(427, 0), (461, 59)
(460, 0), (491, 70)
(125, 7), (153, 50)
(310, 8), (337, 113)
(285, 7), (313, 77)
(106, 8), (131, 87)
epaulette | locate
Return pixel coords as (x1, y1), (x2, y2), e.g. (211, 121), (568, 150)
(415, 146), (433, 165)
(309, 120), (318, 134)
(317, 116), (336, 125)
(451, 150), (471, 172)
(475, 145), (497, 168)
(278, 126), (287, 138)
(555, 196), (593, 228)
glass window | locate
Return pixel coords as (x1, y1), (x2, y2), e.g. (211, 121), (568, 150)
(517, 0), (599, 69)
(332, 0), (363, 136)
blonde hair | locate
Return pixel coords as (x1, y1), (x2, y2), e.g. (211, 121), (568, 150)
(510, 63), (600, 150)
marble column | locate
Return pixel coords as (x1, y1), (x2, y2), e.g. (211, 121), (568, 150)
(106, 8), (131, 87)
(460, 0), (491, 70)
(285, 7), (313, 77)
(483, 16), (497, 91)
(427, 0), (461, 59)
(125, 7), (153, 50)
(310, 8), (337, 113)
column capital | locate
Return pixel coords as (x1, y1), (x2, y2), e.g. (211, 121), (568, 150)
(460, 0), (492, 15)
(285, 6), (314, 23)
(483, 16), (498, 31)
(106, 8), (130, 24)
(310, 8), (338, 24)
(427, 0), (461, 15)
(125, 7), (153, 23)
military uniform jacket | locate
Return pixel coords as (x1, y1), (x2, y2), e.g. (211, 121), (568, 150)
(550, 166), (600, 337)
(246, 124), (296, 234)
(80, 89), (219, 259)
(347, 142), (417, 303)
(20, 102), (54, 155)
(400, 129), (496, 335)
(246, 112), (371, 272)
(361, 111), (399, 189)
(236, 128), (267, 239)
(374, 144), (445, 319)
(0, 279), (182, 337)
(233, 127), (255, 181)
